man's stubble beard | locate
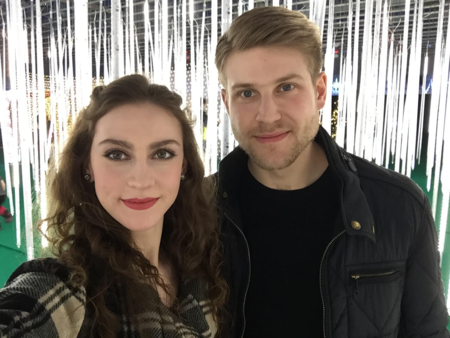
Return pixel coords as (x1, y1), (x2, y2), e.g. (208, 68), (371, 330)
(231, 114), (320, 171)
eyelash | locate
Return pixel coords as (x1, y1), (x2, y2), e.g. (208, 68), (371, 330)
(280, 83), (295, 91)
(238, 84), (295, 97)
(239, 90), (254, 98)
(103, 148), (176, 161)
(154, 148), (176, 160)
(104, 149), (128, 161)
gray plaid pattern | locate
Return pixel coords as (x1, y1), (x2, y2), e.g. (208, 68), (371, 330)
(0, 259), (216, 338)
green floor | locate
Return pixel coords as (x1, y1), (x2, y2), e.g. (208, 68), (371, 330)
(0, 155), (27, 286)
(0, 149), (41, 286)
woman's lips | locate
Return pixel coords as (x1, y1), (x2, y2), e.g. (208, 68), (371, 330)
(121, 198), (159, 210)
(254, 131), (289, 144)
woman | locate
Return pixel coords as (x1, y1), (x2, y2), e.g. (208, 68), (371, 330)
(0, 75), (227, 337)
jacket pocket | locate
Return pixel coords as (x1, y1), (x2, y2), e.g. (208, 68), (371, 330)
(351, 268), (404, 294)
(347, 262), (406, 338)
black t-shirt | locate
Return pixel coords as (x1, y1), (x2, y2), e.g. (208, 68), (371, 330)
(239, 165), (339, 337)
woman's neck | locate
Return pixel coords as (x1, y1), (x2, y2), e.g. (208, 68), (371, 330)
(157, 255), (179, 307)
(131, 222), (163, 268)
(131, 223), (179, 307)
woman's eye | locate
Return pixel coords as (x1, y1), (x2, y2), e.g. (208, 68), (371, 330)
(280, 84), (294, 92)
(154, 149), (174, 160)
(240, 90), (254, 98)
(106, 150), (128, 161)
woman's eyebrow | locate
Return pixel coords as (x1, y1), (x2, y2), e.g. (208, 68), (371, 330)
(97, 138), (181, 150)
(98, 138), (133, 149)
(149, 139), (181, 149)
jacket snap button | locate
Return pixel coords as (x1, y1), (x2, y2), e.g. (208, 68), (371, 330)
(223, 192), (228, 198)
(351, 221), (361, 230)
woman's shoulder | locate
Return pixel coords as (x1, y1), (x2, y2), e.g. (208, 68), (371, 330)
(4, 257), (86, 304)
(6, 257), (71, 282)
(0, 258), (86, 337)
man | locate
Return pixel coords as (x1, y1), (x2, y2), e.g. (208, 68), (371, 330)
(213, 6), (449, 338)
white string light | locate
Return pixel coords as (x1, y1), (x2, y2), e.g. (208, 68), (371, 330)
(0, 3), (448, 306)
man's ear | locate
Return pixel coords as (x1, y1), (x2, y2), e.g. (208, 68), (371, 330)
(221, 89), (230, 116)
(316, 71), (327, 110)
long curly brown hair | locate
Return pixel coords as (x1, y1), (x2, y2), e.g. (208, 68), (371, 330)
(40, 74), (227, 337)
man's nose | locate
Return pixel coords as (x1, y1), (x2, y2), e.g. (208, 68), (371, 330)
(256, 95), (281, 124)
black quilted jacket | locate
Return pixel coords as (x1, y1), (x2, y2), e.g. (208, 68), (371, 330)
(214, 126), (450, 338)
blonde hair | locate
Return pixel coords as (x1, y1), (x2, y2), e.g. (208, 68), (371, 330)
(215, 6), (323, 86)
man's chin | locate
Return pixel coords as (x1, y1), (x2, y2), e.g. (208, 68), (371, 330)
(249, 153), (296, 171)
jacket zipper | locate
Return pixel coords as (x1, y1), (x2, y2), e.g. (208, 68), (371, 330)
(320, 230), (345, 338)
(351, 271), (397, 280)
(351, 271), (397, 294)
(225, 213), (251, 338)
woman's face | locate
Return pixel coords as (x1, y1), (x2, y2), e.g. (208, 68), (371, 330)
(89, 103), (184, 233)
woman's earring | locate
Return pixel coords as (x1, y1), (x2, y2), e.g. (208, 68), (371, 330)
(180, 174), (186, 180)
(84, 174), (91, 181)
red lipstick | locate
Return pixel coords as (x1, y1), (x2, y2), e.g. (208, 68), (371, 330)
(255, 132), (289, 144)
(121, 198), (159, 210)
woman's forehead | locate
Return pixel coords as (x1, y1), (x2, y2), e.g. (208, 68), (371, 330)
(92, 103), (183, 147)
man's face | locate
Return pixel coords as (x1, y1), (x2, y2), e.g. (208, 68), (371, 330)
(221, 46), (327, 171)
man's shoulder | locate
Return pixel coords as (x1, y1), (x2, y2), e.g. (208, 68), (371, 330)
(349, 154), (426, 206)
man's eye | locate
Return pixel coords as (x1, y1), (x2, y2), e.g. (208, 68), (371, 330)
(105, 150), (128, 161)
(240, 90), (254, 98)
(154, 149), (175, 160)
(280, 84), (294, 92)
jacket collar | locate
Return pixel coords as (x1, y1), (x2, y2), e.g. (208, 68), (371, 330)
(215, 143), (248, 227)
(217, 126), (376, 242)
(315, 126), (375, 242)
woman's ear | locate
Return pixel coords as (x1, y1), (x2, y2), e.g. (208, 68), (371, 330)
(85, 164), (95, 182)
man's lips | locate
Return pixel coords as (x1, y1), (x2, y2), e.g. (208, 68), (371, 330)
(254, 131), (289, 144)
(121, 198), (159, 210)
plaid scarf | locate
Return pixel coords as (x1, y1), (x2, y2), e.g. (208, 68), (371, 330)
(0, 258), (216, 338)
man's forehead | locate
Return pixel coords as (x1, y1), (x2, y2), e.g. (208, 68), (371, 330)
(224, 48), (309, 84)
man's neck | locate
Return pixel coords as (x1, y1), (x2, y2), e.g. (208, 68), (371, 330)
(248, 141), (329, 190)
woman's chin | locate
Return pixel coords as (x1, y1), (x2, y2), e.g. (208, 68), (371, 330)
(119, 218), (160, 234)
